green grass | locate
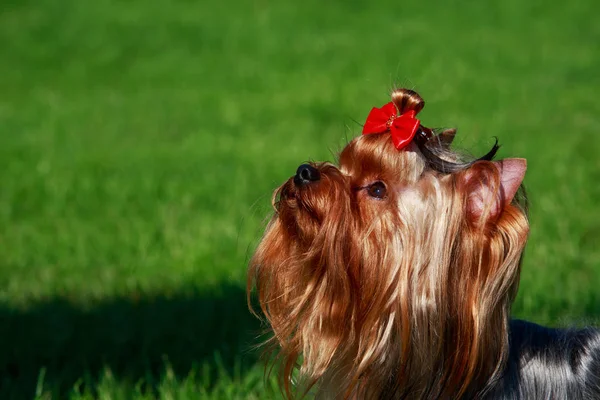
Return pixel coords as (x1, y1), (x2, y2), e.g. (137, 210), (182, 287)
(0, 0), (599, 398)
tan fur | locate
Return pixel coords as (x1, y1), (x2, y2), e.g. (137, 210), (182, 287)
(248, 89), (529, 399)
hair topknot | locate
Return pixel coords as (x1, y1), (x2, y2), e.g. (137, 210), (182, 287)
(391, 88), (425, 115)
(388, 88), (500, 174)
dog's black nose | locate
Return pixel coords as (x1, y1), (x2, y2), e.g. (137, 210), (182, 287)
(294, 164), (320, 186)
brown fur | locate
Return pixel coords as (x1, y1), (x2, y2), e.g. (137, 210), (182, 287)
(248, 89), (529, 399)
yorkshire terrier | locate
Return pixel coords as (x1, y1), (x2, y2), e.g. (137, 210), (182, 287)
(248, 89), (600, 399)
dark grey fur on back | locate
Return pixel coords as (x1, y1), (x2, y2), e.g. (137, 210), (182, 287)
(483, 319), (600, 399)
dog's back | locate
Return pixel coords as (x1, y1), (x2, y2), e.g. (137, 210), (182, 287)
(483, 319), (600, 399)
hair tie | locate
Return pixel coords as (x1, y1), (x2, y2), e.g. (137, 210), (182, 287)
(362, 102), (421, 150)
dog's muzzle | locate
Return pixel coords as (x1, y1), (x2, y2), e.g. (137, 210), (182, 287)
(294, 164), (320, 186)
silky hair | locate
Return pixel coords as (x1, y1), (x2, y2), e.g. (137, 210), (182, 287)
(248, 89), (600, 399)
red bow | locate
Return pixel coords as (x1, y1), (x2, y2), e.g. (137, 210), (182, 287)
(362, 102), (421, 150)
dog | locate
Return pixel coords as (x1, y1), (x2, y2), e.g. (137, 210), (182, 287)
(247, 88), (600, 399)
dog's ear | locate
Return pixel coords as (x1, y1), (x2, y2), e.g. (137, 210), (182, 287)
(460, 158), (527, 222)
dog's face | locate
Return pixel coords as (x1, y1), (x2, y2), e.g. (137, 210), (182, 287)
(275, 135), (426, 266)
(249, 102), (530, 398)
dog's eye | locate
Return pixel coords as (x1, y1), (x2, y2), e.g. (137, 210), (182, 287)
(367, 181), (387, 199)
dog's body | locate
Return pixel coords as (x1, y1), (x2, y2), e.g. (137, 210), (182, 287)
(248, 89), (600, 399)
(484, 320), (600, 400)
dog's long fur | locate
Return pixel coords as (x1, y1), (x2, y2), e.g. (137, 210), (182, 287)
(248, 89), (600, 399)
(485, 319), (600, 399)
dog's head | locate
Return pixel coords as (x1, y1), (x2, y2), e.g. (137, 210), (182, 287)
(248, 89), (530, 399)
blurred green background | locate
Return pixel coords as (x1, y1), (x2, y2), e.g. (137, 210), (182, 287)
(0, 0), (598, 398)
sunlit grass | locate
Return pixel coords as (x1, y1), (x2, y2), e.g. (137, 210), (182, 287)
(0, 0), (598, 397)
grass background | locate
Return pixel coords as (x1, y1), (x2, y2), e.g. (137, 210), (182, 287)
(0, 0), (598, 398)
